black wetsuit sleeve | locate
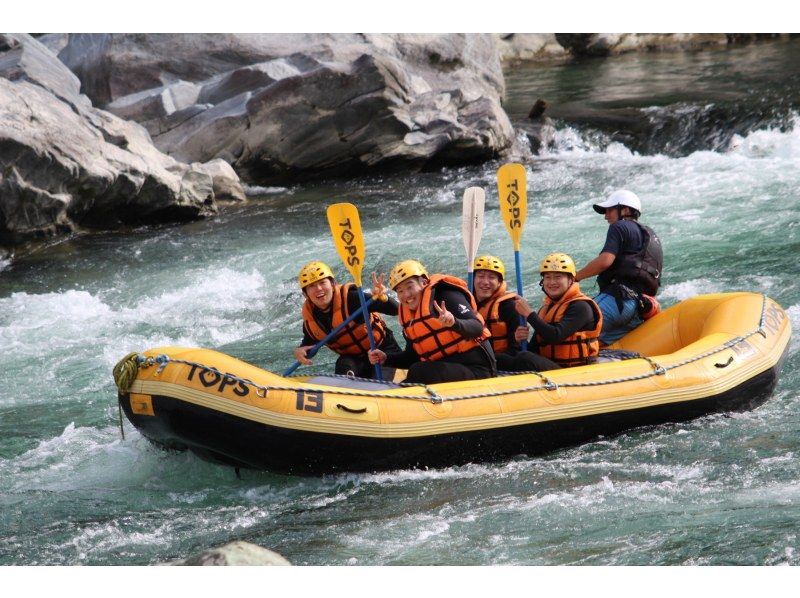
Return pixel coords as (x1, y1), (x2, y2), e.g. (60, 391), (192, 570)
(300, 330), (316, 346)
(382, 338), (420, 368)
(435, 287), (485, 339)
(499, 298), (522, 354)
(527, 301), (595, 344)
(346, 287), (400, 318)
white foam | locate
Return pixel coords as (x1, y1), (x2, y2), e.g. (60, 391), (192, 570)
(0, 268), (268, 372)
(659, 279), (725, 301)
(243, 184), (291, 195)
(730, 115), (800, 161)
(0, 290), (112, 351)
(3, 423), (142, 492)
(787, 304), (800, 355)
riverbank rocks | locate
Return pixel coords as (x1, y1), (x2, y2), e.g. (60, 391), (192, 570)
(58, 33), (515, 184)
(495, 34), (568, 62)
(0, 34), (246, 246)
(554, 34), (756, 56)
(170, 541), (291, 566)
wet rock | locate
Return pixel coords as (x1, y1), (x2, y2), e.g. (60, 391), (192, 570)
(59, 33), (514, 184)
(192, 159), (246, 202)
(0, 33), (89, 109)
(171, 541), (291, 566)
(494, 33), (568, 62)
(519, 99), (556, 154)
(0, 35), (242, 245)
(106, 80), (201, 123)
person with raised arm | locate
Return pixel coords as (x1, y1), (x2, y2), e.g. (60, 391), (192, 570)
(294, 262), (400, 378)
(368, 260), (496, 384)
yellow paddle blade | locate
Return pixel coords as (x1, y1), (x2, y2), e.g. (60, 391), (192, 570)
(326, 202), (365, 287)
(497, 163), (528, 251)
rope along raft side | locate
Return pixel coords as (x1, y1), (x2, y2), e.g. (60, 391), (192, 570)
(114, 292), (776, 403)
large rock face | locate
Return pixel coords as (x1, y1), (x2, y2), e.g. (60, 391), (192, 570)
(0, 34), (245, 245)
(58, 33), (516, 183)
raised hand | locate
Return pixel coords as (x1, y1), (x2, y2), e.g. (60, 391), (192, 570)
(433, 300), (455, 327)
(293, 345), (314, 366)
(371, 272), (388, 301)
(514, 296), (534, 318)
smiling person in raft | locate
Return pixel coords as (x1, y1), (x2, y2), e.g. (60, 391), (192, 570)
(368, 260), (497, 384)
(472, 255), (562, 373)
(294, 261), (401, 379)
(513, 253), (604, 369)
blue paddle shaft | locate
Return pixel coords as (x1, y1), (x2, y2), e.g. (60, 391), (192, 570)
(357, 286), (383, 380)
(283, 297), (375, 376)
(467, 271), (474, 293)
(515, 250), (528, 351)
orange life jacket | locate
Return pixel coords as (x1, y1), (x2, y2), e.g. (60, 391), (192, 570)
(476, 282), (518, 355)
(535, 282), (603, 367)
(399, 274), (490, 362)
(302, 282), (387, 356)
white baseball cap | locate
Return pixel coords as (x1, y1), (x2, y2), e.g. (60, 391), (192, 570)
(593, 189), (642, 214)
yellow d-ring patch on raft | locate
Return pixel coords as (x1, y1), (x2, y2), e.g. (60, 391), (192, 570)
(130, 394), (155, 416)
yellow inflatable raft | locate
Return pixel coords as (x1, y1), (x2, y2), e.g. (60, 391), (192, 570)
(116, 292), (791, 474)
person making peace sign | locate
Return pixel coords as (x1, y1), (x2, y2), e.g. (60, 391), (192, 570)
(368, 260), (497, 384)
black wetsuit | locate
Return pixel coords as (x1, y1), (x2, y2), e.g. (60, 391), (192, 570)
(523, 300), (598, 370)
(483, 296), (561, 373)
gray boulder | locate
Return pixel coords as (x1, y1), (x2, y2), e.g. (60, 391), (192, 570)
(171, 541), (291, 566)
(0, 78), (216, 243)
(494, 33), (568, 62)
(0, 33), (89, 108)
(192, 159), (246, 202)
(59, 33), (515, 183)
(517, 99), (557, 154)
(0, 34), (247, 245)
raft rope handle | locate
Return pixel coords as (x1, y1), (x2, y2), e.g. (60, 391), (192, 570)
(126, 296), (775, 404)
(337, 404), (368, 414)
(714, 356), (735, 368)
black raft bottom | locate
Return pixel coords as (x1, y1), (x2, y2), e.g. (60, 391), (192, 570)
(120, 356), (785, 476)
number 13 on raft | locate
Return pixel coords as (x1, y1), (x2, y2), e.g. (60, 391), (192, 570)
(326, 202), (383, 380)
(497, 163), (529, 350)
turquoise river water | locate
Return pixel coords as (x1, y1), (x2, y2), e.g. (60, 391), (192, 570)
(2, 40), (800, 566)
